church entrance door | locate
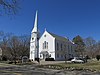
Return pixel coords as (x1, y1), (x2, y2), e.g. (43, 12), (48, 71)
(40, 51), (49, 60)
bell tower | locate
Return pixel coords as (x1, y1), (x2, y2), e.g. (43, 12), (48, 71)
(29, 11), (40, 61)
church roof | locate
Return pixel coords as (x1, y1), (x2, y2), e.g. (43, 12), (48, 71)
(48, 32), (68, 41)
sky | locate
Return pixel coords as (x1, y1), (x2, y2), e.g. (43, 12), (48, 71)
(0, 0), (100, 41)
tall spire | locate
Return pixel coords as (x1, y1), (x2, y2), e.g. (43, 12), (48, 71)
(32, 10), (38, 33)
(45, 28), (46, 31)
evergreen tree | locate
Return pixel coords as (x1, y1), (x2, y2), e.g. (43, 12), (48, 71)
(73, 35), (85, 57)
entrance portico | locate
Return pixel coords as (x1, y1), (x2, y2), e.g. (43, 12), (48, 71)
(40, 51), (50, 60)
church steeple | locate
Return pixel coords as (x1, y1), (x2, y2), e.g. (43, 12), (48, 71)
(30, 11), (40, 61)
(32, 11), (38, 33)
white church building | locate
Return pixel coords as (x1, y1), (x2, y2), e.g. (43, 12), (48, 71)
(29, 11), (76, 61)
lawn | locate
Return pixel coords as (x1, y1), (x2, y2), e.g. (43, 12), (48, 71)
(0, 59), (100, 73)
(39, 59), (100, 72)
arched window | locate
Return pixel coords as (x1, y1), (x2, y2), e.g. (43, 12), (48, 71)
(43, 41), (48, 49)
(47, 42), (48, 49)
(43, 43), (44, 49)
(44, 41), (46, 49)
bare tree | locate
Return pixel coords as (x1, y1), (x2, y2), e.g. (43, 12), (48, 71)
(95, 41), (100, 55)
(0, 32), (13, 60)
(7, 36), (20, 64)
(0, 32), (30, 64)
(0, 0), (21, 15)
(84, 37), (97, 58)
(7, 35), (30, 64)
(18, 35), (30, 59)
(0, 31), (4, 40)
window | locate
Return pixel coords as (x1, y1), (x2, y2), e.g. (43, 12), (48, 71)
(71, 46), (73, 52)
(61, 44), (63, 50)
(57, 54), (59, 58)
(47, 42), (48, 49)
(43, 41), (48, 49)
(57, 43), (59, 50)
(49, 54), (51, 57)
(44, 34), (46, 37)
(32, 38), (34, 40)
(61, 54), (63, 58)
(44, 41), (46, 49)
(31, 51), (32, 54)
(64, 45), (66, 50)
(43, 43), (44, 49)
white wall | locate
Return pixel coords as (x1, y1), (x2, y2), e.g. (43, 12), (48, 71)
(39, 30), (76, 61)
(39, 31), (55, 59)
(29, 33), (37, 60)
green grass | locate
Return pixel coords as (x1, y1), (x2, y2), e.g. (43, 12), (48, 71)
(1, 60), (100, 72)
(39, 60), (100, 71)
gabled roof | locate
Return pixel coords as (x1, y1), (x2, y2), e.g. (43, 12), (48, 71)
(48, 32), (68, 41)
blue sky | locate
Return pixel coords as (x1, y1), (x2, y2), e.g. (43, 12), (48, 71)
(0, 0), (100, 41)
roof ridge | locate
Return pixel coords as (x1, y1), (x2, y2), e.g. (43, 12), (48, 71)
(48, 32), (68, 41)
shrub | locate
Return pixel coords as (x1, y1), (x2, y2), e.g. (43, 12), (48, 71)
(85, 55), (90, 59)
(96, 55), (100, 61)
(8, 61), (13, 64)
(45, 58), (54, 61)
(2, 56), (7, 61)
(35, 58), (40, 62)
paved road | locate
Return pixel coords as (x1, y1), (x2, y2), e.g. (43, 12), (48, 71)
(0, 63), (100, 75)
